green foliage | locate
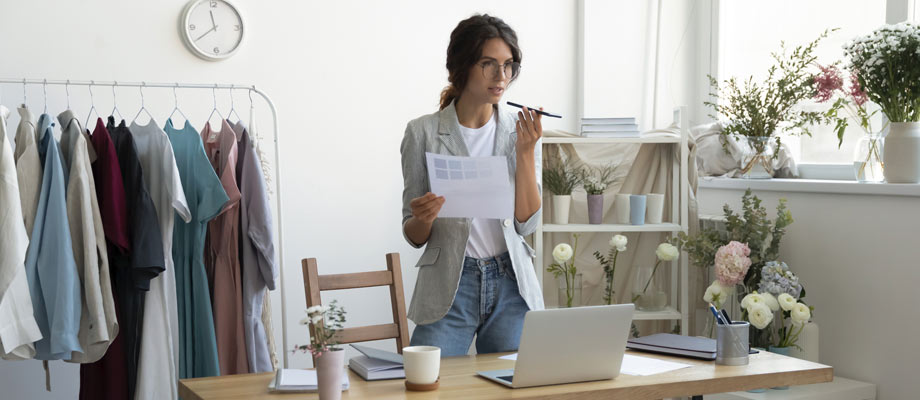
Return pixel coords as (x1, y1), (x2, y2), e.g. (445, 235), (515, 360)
(705, 29), (843, 155)
(579, 163), (620, 195)
(542, 157), (581, 195)
(673, 189), (793, 289)
(594, 246), (621, 305)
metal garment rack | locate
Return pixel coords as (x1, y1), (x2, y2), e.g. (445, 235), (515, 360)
(0, 78), (292, 368)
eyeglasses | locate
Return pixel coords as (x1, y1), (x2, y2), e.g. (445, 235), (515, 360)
(479, 60), (521, 80)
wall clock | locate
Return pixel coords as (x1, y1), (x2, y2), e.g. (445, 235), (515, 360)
(180, 0), (244, 61)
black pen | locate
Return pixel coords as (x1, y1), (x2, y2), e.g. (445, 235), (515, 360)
(721, 309), (732, 324)
(506, 101), (562, 118)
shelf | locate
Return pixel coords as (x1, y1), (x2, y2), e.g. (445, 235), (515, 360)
(541, 223), (682, 233)
(542, 136), (680, 144)
(633, 307), (682, 321)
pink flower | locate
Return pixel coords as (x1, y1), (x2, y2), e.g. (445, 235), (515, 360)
(813, 64), (844, 103)
(714, 241), (752, 287)
(848, 72), (869, 107)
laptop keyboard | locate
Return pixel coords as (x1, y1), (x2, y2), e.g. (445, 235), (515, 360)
(498, 375), (514, 383)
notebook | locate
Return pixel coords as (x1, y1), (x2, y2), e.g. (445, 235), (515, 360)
(267, 368), (350, 393)
(349, 344), (405, 381)
(626, 334), (758, 360)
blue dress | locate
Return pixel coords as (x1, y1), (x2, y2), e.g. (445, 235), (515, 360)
(165, 119), (229, 378)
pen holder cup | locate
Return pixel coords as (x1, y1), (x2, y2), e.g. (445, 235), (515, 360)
(716, 321), (750, 366)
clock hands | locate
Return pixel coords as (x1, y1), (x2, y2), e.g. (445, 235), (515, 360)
(195, 25), (217, 41)
(210, 10), (217, 29)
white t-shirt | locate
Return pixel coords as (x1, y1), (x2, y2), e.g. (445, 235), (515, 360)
(458, 112), (508, 259)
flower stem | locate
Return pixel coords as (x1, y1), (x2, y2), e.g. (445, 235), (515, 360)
(642, 260), (662, 294)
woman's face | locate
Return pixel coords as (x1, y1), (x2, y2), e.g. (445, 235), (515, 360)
(462, 37), (515, 106)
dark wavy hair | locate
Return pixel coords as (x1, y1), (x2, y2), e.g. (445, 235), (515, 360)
(439, 14), (522, 110)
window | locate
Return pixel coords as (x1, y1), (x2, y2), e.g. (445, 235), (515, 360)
(717, 0), (887, 165)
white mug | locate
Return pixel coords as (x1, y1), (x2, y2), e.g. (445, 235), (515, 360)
(615, 194), (631, 224)
(646, 193), (665, 224)
(402, 346), (440, 384)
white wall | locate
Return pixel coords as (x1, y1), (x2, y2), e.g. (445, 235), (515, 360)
(0, 0), (577, 398)
(698, 187), (917, 400)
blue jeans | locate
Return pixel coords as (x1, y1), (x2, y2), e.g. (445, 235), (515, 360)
(409, 252), (530, 357)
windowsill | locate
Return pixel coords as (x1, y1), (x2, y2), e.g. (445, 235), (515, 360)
(698, 177), (920, 197)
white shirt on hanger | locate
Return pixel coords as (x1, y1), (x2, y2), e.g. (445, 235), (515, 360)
(0, 105), (42, 360)
(130, 118), (191, 400)
(458, 112), (508, 259)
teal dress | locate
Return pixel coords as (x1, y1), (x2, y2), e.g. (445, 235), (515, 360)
(165, 119), (229, 378)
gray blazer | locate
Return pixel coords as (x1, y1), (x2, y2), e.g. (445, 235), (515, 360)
(400, 100), (545, 325)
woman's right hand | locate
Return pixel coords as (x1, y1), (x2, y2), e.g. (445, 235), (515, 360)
(410, 192), (445, 225)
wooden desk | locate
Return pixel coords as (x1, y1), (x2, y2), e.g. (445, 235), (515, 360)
(179, 350), (832, 399)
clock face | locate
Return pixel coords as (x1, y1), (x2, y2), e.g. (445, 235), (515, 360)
(182, 0), (244, 60)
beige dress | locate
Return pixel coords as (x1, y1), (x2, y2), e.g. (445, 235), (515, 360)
(201, 120), (247, 375)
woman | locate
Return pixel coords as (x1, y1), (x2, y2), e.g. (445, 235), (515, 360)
(400, 14), (545, 357)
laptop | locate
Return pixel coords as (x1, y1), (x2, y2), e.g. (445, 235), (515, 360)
(477, 304), (635, 388)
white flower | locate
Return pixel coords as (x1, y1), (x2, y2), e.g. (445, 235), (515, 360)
(760, 292), (780, 312)
(747, 303), (774, 330)
(299, 317), (310, 325)
(777, 293), (797, 311)
(741, 292), (764, 310)
(553, 243), (573, 264)
(610, 235), (628, 252)
(306, 305), (326, 316)
(311, 314), (325, 324)
(655, 243), (679, 261)
(791, 303), (811, 326)
(703, 281), (728, 308)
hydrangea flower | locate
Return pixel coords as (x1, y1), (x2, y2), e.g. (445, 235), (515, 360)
(758, 261), (803, 299)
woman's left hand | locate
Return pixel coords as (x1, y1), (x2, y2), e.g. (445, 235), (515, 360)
(515, 106), (543, 154)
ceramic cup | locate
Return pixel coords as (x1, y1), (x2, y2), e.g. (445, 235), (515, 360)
(629, 195), (647, 225)
(615, 194), (631, 224)
(403, 346), (440, 384)
(646, 193), (665, 224)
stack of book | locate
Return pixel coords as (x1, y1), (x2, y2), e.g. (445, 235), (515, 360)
(580, 117), (640, 138)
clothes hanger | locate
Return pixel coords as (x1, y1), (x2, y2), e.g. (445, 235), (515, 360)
(167, 83), (190, 128)
(42, 79), (48, 114)
(227, 84), (243, 124)
(21, 79), (27, 109)
(110, 82), (124, 121)
(131, 82), (155, 125)
(85, 81), (102, 129)
(205, 84), (224, 134)
(65, 80), (72, 111)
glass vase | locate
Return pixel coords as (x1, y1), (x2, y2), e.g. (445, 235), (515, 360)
(853, 132), (884, 183)
(741, 136), (775, 179)
(557, 273), (582, 308)
(632, 265), (667, 311)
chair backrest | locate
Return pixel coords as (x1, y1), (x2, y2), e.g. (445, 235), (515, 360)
(301, 253), (410, 356)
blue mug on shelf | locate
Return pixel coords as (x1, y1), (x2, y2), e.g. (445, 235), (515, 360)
(629, 195), (646, 225)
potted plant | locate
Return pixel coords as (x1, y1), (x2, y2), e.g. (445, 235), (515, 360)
(843, 22), (920, 183)
(547, 235), (581, 307)
(813, 63), (887, 182)
(543, 157), (580, 224)
(594, 234), (627, 305)
(294, 300), (347, 400)
(631, 242), (678, 311)
(741, 262), (812, 390)
(706, 29), (843, 178)
(578, 163), (619, 224)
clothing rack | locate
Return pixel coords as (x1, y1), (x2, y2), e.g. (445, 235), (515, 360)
(0, 78), (292, 368)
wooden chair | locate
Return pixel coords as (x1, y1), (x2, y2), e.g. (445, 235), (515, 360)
(301, 253), (410, 356)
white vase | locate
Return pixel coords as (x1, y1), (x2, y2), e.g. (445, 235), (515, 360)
(883, 122), (920, 183)
(315, 348), (345, 400)
(552, 195), (571, 224)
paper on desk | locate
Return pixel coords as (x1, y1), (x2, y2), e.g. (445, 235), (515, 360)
(496, 353), (691, 376)
(425, 152), (513, 219)
(619, 354), (692, 376)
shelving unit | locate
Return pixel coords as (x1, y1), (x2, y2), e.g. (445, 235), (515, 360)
(534, 107), (690, 334)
